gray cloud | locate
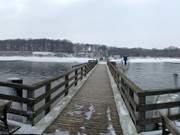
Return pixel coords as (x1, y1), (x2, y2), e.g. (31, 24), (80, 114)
(0, 0), (180, 49)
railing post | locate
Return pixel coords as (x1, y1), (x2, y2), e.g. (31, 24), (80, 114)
(80, 67), (83, 80)
(27, 89), (35, 125)
(138, 95), (146, 132)
(65, 74), (69, 96)
(161, 116), (167, 135)
(87, 64), (90, 73)
(84, 65), (87, 76)
(90, 63), (93, 70)
(7, 78), (25, 122)
(75, 69), (78, 86)
(45, 83), (51, 114)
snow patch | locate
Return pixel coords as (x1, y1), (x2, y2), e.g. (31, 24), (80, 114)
(68, 111), (82, 116)
(77, 132), (87, 135)
(104, 107), (116, 135)
(67, 103), (95, 120)
(78, 126), (86, 135)
(107, 124), (116, 135)
(75, 104), (84, 110)
(44, 116), (52, 122)
(175, 121), (180, 127)
(116, 96), (128, 115)
(106, 64), (138, 135)
(84, 104), (95, 120)
(68, 104), (84, 116)
(106, 107), (112, 121)
(80, 126), (85, 130)
(54, 129), (69, 135)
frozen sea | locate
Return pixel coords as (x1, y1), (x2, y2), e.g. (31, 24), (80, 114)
(114, 57), (180, 131)
(114, 57), (180, 90)
(0, 56), (94, 122)
(0, 56), (94, 84)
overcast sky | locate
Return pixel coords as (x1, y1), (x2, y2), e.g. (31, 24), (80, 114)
(0, 0), (180, 49)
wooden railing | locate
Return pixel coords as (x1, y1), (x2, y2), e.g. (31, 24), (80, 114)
(0, 60), (97, 125)
(107, 61), (180, 133)
(161, 114), (180, 135)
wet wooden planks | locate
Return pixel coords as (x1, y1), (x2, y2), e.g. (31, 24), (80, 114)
(44, 64), (123, 135)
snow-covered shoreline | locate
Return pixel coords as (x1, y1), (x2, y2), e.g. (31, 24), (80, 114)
(0, 56), (95, 63)
(0, 56), (180, 63)
(110, 57), (180, 63)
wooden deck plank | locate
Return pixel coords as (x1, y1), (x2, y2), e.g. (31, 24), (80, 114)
(44, 64), (123, 135)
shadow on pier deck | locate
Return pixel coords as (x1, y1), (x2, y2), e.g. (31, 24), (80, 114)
(45, 64), (123, 135)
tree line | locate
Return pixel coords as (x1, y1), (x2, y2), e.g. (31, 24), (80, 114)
(0, 39), (179, 57)
(0, 39), (74, 53)
(108, 46), (180, 57)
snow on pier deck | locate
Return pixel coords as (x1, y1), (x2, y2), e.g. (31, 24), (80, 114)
(45, 64), (123, 135)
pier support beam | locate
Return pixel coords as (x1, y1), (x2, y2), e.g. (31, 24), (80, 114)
(138, 95), (146, 132)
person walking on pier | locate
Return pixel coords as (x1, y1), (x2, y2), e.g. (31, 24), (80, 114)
(123, 56), (128, 65)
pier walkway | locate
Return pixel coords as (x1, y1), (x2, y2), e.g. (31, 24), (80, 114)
(45, 64), (123, 135)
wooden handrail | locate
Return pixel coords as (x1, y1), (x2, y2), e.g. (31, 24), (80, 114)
(0, 82), (33, 91)
(31, 64), (85, 89)
(107, 61), (180, 133)
(160, 113), (180, 135)
(138, 88), (180, 96)
(108, 61), (142, 93)
(0, 60), (97, 125)
(72, 62), (88, 68)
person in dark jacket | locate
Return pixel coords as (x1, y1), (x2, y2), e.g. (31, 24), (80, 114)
(123, 56), (128, 65)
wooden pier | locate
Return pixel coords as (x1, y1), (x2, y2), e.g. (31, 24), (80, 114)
(45, 64), (122, 134)
(0, 61), (180, 134)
